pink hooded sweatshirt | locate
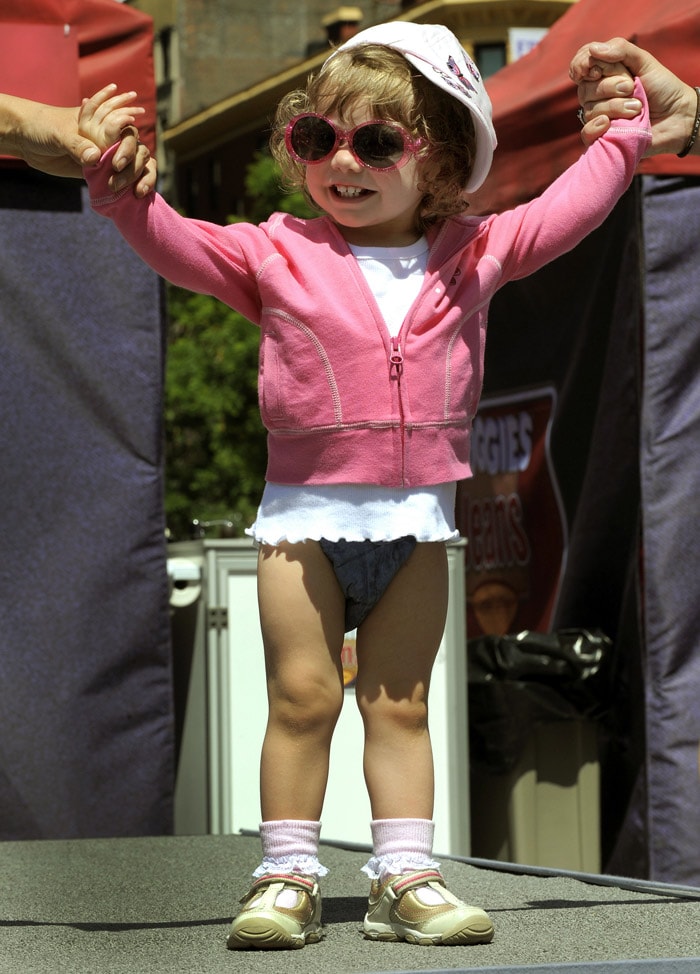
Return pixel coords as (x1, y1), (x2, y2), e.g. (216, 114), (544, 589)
(86, 81), (650, 489)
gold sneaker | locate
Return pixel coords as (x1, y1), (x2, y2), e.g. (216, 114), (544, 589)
(226, 873), (322, 950)
(362, 868), (494, 946)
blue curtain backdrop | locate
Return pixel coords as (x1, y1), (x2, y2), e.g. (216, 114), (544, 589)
(482, 175), (700, 885)
(0, 172), (174, 838)
(639, 175), (700, 885)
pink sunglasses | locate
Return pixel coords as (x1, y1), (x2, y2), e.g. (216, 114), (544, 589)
(285, 113), (424, 171)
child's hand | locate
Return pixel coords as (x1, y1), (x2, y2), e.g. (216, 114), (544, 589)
(570, 46), (639, 145)
(78, 84), (146, 154)
(109, 147), (157, 198)
(571, 39), (698, 157)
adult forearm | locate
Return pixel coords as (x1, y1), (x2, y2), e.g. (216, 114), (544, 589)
(0, 94), (96, 176)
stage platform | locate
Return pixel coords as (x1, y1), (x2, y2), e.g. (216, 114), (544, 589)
(2, 833), (699, 973)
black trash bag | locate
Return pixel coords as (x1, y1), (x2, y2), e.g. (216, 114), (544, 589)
(468, 629), (613, 774)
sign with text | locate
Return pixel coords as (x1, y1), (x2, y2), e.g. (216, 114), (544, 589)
(456, 388), (567, 637)
(508, 27), (547, 62)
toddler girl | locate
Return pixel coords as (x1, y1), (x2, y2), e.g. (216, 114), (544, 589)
(77, 20), (649, 951)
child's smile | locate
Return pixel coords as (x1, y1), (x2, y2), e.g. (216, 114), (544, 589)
(332, 183), (369, 199)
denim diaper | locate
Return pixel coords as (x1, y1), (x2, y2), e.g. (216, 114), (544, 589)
(319, 536), (417, 632)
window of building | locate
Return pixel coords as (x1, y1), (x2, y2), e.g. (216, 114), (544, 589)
(474, 42), (506, 79)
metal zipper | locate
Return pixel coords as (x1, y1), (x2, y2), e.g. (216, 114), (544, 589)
(389, 337), (406, 484)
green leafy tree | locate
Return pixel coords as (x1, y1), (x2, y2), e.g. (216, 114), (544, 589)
(164, 152), (315, 540)
(243, 151), (316, 224)
(164, 285), (265, 539)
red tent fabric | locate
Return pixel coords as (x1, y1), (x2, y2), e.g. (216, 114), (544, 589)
(473, 0), (700, 214)
(0, 0), (156, 152)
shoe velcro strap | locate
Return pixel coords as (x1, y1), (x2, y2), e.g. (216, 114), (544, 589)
(390, 869), (446, 897)
(244, 873), (317, 902)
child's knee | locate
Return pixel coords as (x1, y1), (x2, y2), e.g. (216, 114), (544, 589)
(358, 690), (429, 735)
(271, 675), (343, 734)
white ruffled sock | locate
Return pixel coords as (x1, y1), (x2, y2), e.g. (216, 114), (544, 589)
(254, 819), (328, 883)
(363, 818), (441, 894)
(361, 819), (482, 913)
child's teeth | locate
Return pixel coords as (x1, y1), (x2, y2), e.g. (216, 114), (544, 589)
(337, 186), (363, 197)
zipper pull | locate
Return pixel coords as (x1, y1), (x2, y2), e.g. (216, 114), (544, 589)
(390, 338), (404, 374)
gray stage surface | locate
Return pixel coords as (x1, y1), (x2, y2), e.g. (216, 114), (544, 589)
(2, 833), (699, 973)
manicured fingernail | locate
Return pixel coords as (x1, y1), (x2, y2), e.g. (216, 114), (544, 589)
(616, 80), (634, 95)
(624, 99), (642, 113)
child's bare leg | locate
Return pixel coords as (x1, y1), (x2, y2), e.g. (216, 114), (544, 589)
(354, 542), (494, 945)
(257, 540), (346, 821)
(227, 542), (343, 950)
(354, 541), (448, 820)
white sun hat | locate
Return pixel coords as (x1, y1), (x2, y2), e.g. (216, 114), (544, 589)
(330, 20), (497, 192)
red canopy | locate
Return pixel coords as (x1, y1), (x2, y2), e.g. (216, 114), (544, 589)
(472, 0), (700, 214)
(0, 0), (156, 152)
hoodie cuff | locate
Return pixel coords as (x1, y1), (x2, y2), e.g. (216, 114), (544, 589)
(83, 142), (129, 208)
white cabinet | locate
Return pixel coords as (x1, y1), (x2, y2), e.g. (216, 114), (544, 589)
(170, 538), (470, 857)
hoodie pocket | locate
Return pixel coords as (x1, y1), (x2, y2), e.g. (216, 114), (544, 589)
(259, 312), (342, 430)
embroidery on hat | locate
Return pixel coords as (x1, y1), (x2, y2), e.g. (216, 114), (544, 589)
(430, 54), (480, 100)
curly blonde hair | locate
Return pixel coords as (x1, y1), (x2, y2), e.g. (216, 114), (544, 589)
(269, 44), (476, 230)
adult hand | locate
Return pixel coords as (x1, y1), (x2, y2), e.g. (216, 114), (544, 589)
(570, 37), (698, 156)
(0, 93), (156, 194)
